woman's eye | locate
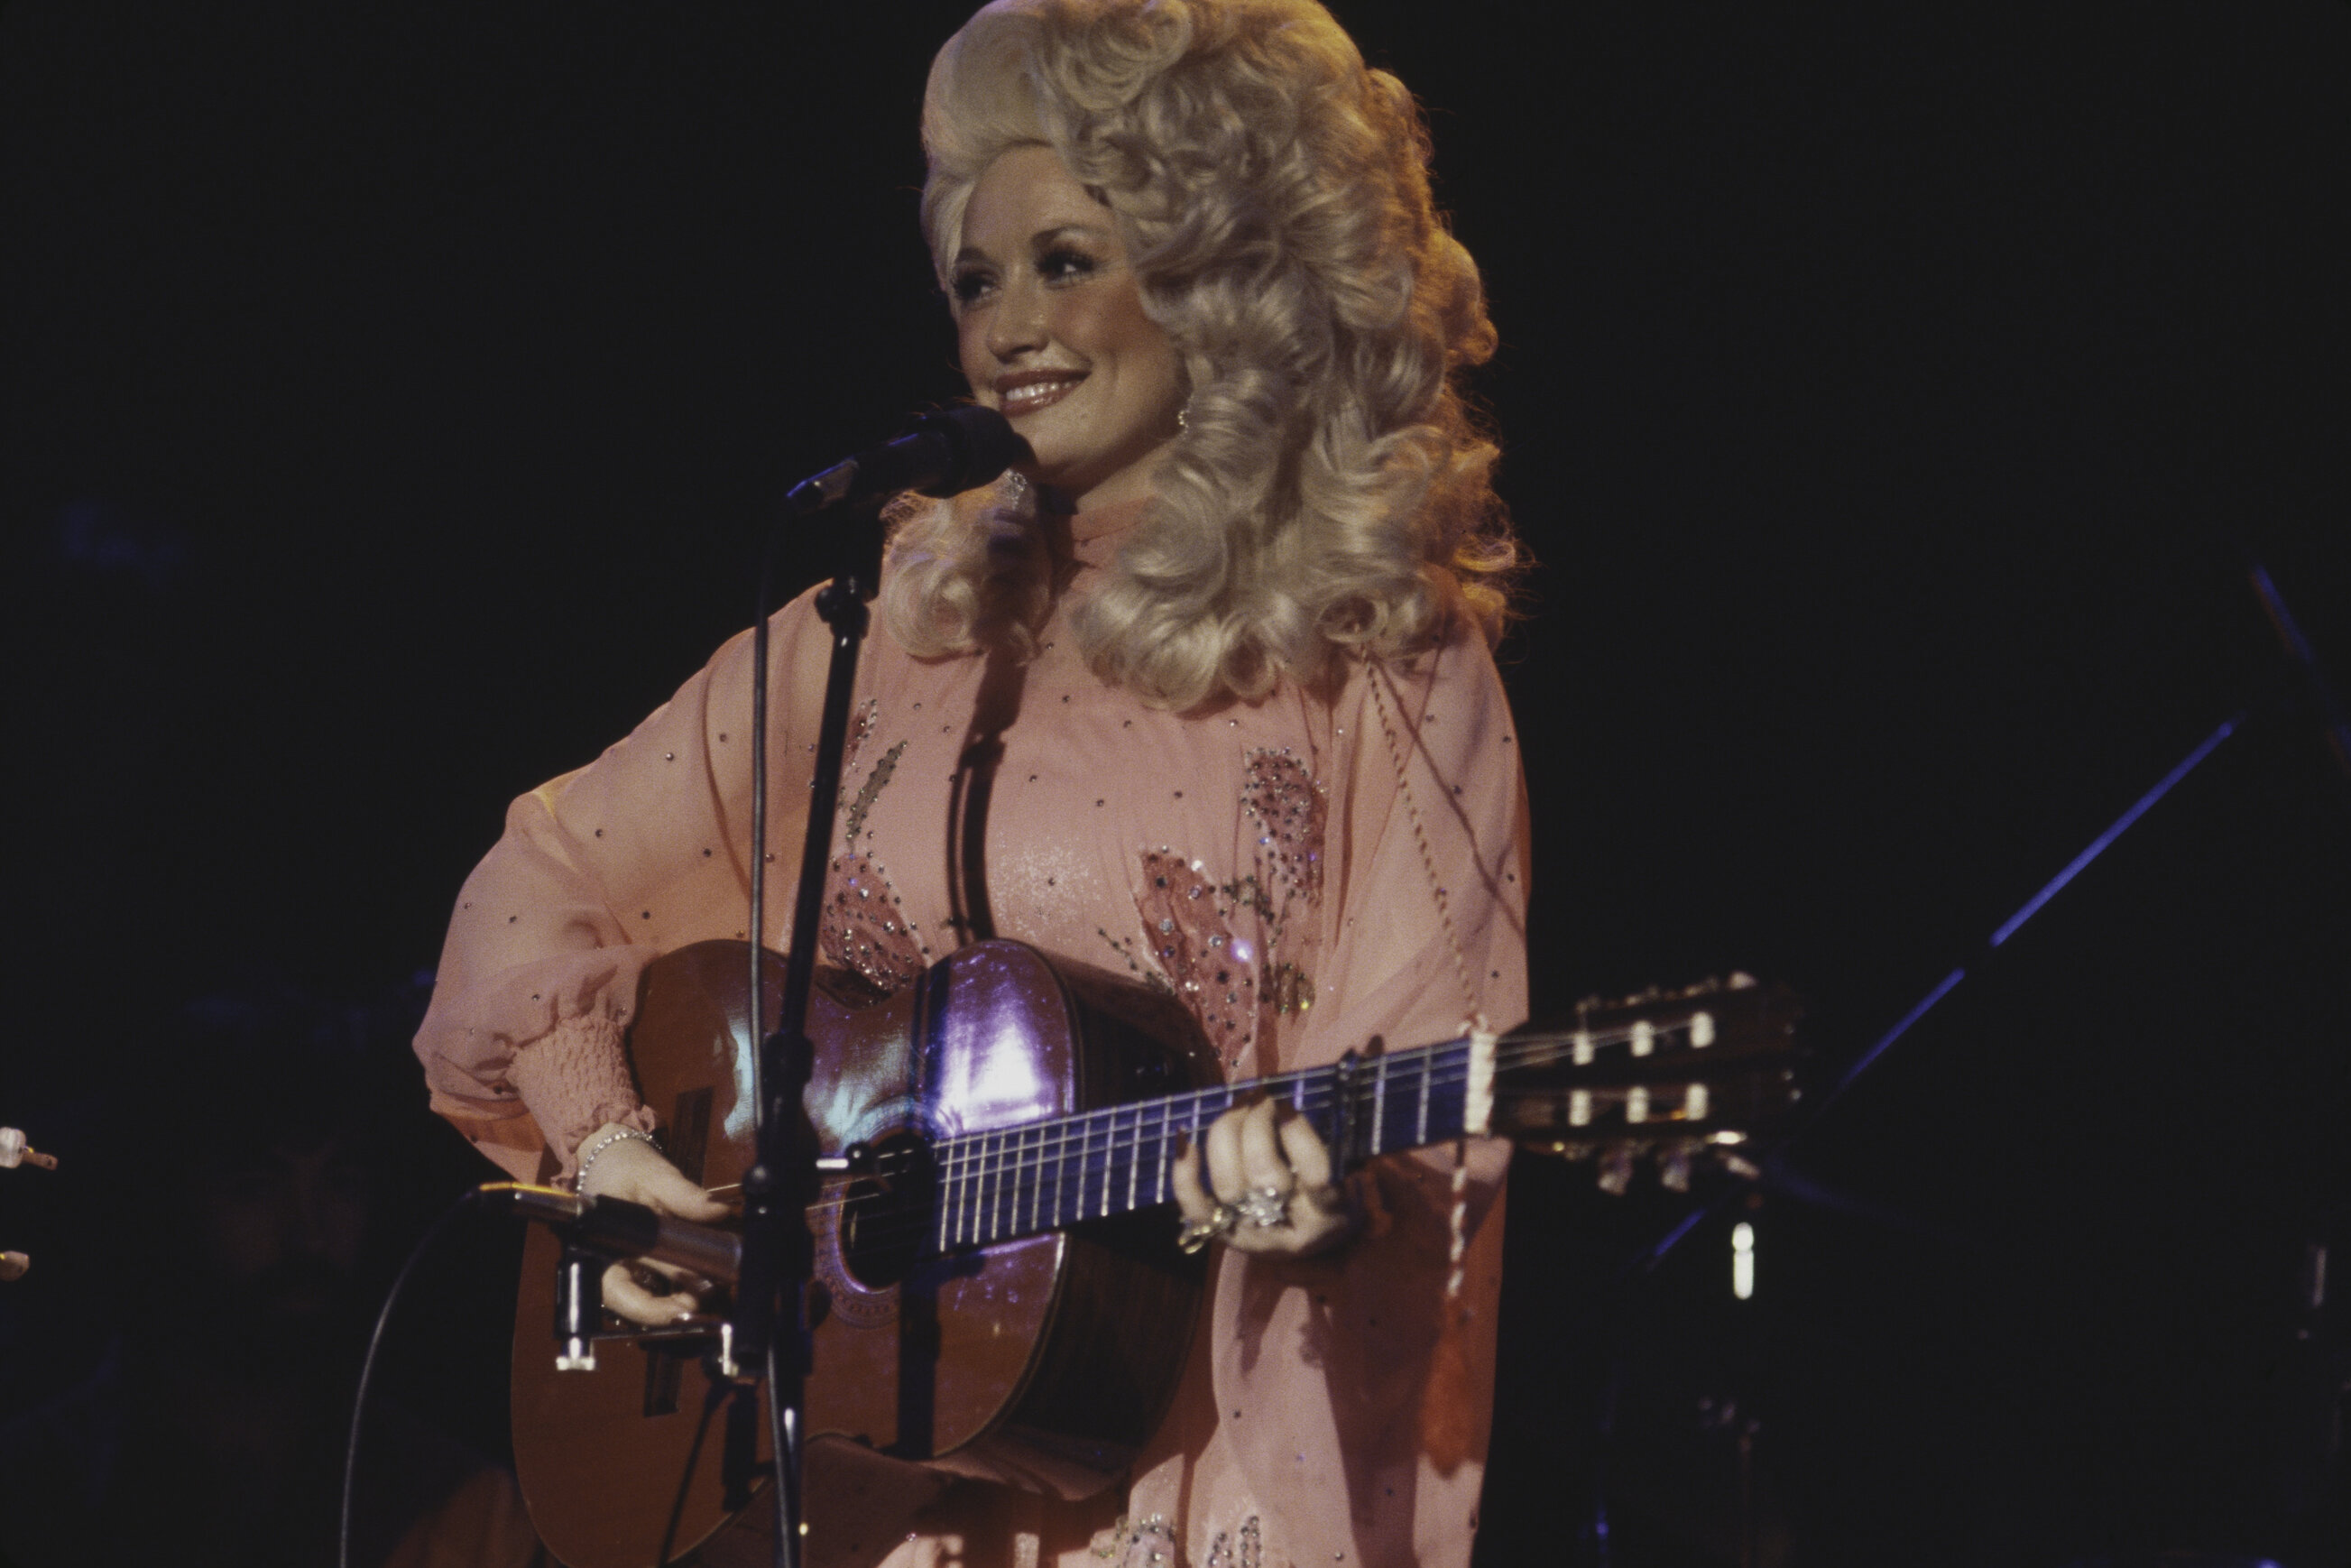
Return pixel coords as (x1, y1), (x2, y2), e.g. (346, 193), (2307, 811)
(951, 271), (993, 306)
(1038, 248), (1099, 284)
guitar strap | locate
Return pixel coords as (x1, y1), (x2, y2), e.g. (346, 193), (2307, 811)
(1360, 656), (1500, 1269)
(1364, 651), (1501, 1476)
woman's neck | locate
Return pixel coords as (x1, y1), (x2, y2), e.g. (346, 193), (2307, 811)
(1066, 493), (1151, 541)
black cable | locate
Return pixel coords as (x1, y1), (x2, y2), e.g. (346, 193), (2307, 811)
(658, 1372), (733, 1568)
(339, 1187), (481, 1568)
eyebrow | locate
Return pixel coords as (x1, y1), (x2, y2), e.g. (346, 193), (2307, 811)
(954, 223), (1115, 267)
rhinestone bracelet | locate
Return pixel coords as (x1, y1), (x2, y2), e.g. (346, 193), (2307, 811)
(572, 1127), (660, 1193)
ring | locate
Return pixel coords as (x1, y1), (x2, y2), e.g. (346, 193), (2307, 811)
(1233, 1185), (1290, 1229)
(1177, 1203), (1239, 1255)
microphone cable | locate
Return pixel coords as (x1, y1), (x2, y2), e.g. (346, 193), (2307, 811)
(338, 1186), (483, 1568)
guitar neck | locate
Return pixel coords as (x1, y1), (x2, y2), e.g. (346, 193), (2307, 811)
(931, 1038), (1477, 1253)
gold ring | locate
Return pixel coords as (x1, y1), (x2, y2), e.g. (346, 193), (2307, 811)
(1177, 1202), (1239, 1254)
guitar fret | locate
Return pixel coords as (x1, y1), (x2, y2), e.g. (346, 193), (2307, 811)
(1001, 1132), (1020, 1241)
(1147, 1100), (1166, 1213)
(1058, 1116), (1078, 1229)
(957, 1137), (974, 1247)
(1102, 1106), (1118, 1215)
(1415, 1052), (1432, 1146)
(1021, 1124), (1038, 1233)
(972, 1134), (990, 1246)
(1057, 1115), (1074, 1225)
(977, 1130), (996, 1246)
(1101, 1106), (1118, 1219)
(944, 1139), (959, 1249)
(1189, 1091), (1205, 1204)
(1125, 1102), (1141, 1213)
(1370, 1054), (1389, 1156)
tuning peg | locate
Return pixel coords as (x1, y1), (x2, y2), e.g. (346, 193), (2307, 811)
(1596, 1146), (1636, 1196)
(1660, 1145), (1692, 1193)
(0, 1129), (57, 1171)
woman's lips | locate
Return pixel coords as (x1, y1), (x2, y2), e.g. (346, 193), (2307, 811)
(997, 373), (1084, 417)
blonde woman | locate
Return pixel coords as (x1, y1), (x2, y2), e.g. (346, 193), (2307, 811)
(415, 2), (1529, 1563)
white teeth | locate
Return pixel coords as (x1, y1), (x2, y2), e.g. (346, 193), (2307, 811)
(1000, 376), (1082, 410)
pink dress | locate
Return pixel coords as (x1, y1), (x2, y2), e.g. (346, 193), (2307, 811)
(415, 486), (1531, 1568)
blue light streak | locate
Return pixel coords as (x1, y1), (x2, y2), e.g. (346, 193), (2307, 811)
(1988, 712), (2243, 948)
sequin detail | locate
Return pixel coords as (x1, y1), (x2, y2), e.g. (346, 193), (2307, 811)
(1112, 851), (1258, 1060)
(1091, 1514), (1179, 1567)
(1203, 1517), (1263, 1568)
(1102, 750), (1328, 1065)
(843, 737), (904, 846)
(1243, 748), (1324, 906)
(820, 850), (930, 993)
(819, 720), (927, 992)
(1242, 747), (1325, 1017)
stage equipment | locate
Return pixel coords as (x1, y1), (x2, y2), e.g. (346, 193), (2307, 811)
(0, 1125), (58, 1169)
(1562, 560), (2350, 1566)
(1, 1122), (55, 1287)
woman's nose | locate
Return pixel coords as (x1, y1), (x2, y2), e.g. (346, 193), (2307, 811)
(986, 276), (1048, 361)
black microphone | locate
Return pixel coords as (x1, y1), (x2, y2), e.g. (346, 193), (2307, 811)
(785, 405), (1030, 517)
(483, 1184), (742, 1285)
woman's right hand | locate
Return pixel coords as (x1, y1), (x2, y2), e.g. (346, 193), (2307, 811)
(572, 1121), (733, 1325)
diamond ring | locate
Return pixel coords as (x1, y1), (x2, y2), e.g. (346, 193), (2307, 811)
(1233, 1185), (1290, 1229)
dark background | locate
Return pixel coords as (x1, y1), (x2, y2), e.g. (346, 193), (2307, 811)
(4, 3), (2346, 1564)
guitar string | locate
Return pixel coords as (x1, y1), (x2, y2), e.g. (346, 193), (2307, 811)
(789, 1014), (1711, 1183)
(789, 1033), (1767, 1251)
(787, 1020), (1750, 1207)
(812, 1086), (1749, 1256)
(803, 1019), (1736, 1181)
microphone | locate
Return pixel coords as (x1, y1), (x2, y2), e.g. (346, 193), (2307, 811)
(482, 1184), (742, 1285)
(785, 404), (1030, 517)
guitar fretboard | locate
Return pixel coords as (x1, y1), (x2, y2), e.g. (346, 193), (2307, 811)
(930, 1038), (1474, 1253)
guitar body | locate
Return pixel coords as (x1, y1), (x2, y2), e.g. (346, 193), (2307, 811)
(512, 940), (1218, 1567)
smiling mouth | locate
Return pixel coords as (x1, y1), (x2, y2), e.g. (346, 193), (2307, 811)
(997, 374), (1084, 417)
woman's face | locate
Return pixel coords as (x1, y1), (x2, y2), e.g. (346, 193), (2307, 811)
(953, 143), (1184, 513)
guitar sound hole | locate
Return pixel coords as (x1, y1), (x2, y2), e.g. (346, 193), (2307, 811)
(838, 1130), (936, 1290)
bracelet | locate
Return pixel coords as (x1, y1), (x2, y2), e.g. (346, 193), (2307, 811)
(572, 1127), (660, 1193)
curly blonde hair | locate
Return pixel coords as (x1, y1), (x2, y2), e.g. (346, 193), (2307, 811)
(884, 0), (1517, 709)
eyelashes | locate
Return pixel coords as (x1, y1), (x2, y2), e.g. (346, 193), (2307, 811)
(951, 246), (1107, 308)
(1037, 246), (1100, 283)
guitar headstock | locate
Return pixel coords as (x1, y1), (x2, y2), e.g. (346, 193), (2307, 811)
(1492, 974), (1802, 1193)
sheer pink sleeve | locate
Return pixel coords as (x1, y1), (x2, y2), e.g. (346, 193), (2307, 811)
(1162, 621), (1531, 1568)
(412, 595), (833, 1179)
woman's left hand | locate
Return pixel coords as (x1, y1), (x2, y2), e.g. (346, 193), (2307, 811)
(1170, 1098), (1354, 1257)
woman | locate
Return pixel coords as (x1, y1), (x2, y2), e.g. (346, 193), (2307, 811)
(414, 1), (1528, 1563)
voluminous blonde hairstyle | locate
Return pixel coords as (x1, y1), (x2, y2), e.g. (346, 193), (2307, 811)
(886, 0), (1517, 709)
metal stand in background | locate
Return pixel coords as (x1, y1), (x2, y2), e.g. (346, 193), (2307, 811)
(1580, 559), (2349, 1565)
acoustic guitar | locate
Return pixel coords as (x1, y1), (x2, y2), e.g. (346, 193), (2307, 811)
(510, 939), (1800, 1567)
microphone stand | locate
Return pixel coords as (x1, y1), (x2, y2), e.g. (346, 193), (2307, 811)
(729, 490), (887, 1568)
